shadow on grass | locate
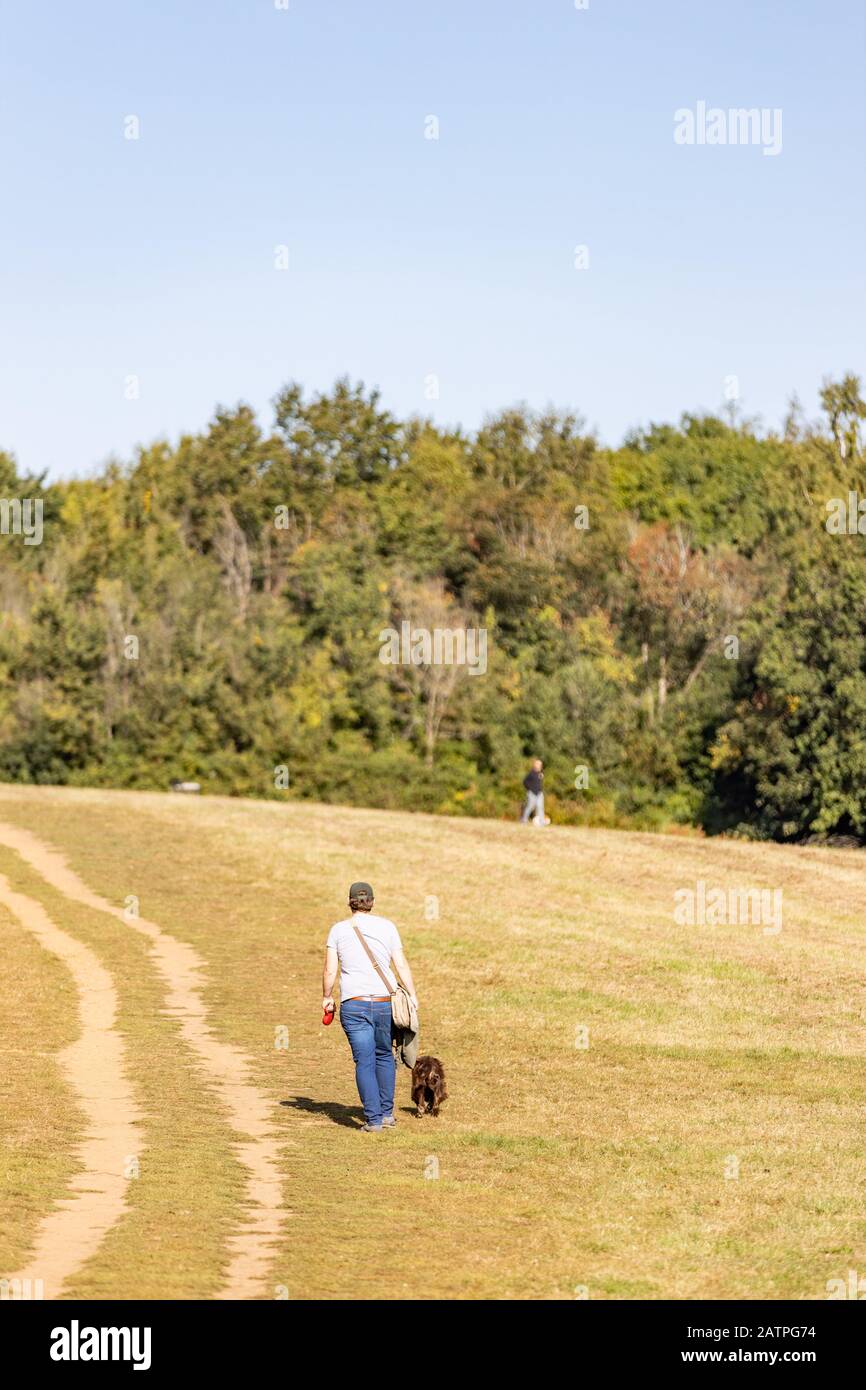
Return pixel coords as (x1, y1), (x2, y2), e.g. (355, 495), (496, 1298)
(281, 1095), (365, 1128)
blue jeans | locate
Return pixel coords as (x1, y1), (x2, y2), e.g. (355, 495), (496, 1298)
(340, 1000), (396, 1126)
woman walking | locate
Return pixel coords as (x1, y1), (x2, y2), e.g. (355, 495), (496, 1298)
(322, 881), (417, 1132)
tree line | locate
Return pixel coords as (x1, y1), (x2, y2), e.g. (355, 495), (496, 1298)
(1, 373), (865, 842)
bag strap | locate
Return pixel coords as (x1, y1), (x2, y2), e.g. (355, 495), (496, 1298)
(352, 923), (405, 994)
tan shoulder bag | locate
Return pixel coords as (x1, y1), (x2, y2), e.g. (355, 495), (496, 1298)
(352, 924), (417, 1031)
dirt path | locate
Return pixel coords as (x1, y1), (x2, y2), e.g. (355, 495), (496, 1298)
(0, 823), (286, 1300)
(0, 871), (141, 1300)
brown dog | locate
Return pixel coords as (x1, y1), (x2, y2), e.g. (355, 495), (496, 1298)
(411, 1055), (448, 1117)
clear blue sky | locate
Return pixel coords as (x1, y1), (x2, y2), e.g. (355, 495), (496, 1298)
(1, 0), (863, 479)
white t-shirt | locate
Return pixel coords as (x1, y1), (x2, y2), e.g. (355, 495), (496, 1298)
(326, 913), (402, 1000)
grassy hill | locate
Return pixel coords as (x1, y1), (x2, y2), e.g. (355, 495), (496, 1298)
(1, 785), (864, 1300)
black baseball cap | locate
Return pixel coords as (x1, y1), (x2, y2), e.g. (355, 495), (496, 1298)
(348, 881), (374, 901)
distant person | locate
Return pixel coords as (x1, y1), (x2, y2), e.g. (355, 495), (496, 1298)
(322, 882), (418, 1133)
(520, 758), (546, 826)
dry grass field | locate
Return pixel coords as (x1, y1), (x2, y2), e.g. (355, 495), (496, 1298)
(1, 784), (865, 1301)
